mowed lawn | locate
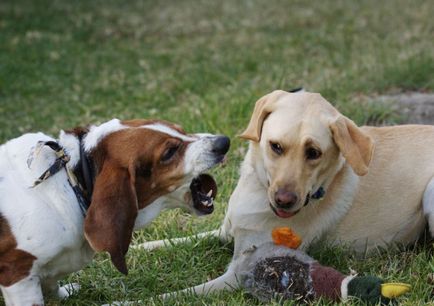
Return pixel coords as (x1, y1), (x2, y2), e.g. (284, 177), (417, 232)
(1, 0), (434, 305)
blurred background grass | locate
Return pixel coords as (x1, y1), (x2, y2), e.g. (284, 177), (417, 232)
(1, 0), (433, 305)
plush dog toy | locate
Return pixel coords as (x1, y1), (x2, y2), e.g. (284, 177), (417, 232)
(239, 227), (410, 304)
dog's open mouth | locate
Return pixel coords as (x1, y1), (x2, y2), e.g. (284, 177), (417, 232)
(270, 203), (300, 219)
(190, 174), (218, 215)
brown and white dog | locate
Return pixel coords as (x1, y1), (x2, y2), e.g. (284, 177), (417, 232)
(0, 118), (230, 305)
(138, 90), (434, 299)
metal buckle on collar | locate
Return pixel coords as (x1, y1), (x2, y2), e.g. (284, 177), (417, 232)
(29, 141), (70, 187)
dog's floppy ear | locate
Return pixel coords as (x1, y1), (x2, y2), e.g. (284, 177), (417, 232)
(330, 116), (374, 176)
(84, 160), (138, 275)
(239, 90), (287, 142)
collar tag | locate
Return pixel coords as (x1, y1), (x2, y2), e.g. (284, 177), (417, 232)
(311, 186), (325, 200)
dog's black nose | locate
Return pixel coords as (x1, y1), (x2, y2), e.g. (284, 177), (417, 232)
(212, 136), (230, 155)
(275, 189), (298, 208)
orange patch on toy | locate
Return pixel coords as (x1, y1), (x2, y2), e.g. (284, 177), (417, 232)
(272, 227), (302, 249)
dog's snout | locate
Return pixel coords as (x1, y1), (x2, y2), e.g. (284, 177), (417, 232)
(212, 136), (230, 155)
(275, 189), (298, 208)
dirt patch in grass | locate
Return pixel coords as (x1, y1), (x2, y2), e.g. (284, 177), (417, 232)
(372, 92), (434, 125)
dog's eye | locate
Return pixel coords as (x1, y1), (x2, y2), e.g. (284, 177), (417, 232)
(161, 145), (179, 163)
(305, 147), (322, 160)
(270, 141), (283, 155)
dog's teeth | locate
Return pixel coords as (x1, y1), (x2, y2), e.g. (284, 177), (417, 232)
(201, 200), (213, 207)
(207, 190), (213, 197)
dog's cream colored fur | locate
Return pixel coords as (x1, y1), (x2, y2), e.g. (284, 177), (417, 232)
(137, 90), (434, 299)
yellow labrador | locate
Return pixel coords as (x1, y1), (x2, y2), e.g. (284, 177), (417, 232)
(137, 90), (434, 298)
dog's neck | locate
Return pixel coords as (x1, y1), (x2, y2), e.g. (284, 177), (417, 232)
(58, 128), (99, 212)
(58, 130), (83, 170)
(314, 155), (346, 197)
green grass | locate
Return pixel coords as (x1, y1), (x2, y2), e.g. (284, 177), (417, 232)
(1, 0), (434, 305)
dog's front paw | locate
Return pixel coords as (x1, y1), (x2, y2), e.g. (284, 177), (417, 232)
(58, 283), (81, 299)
